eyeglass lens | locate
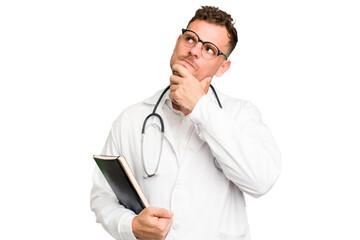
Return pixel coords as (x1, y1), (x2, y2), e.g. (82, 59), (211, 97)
(181, 31), (219, 60)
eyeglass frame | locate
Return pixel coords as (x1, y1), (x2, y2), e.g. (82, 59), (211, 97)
(181, 29), (228, 60)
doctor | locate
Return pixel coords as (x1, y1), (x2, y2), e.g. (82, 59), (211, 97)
(91, 6), (281, 240)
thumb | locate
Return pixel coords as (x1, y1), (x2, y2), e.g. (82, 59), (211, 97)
(201, 76), (212, 91)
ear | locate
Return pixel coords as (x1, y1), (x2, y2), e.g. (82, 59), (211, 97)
(215, 60), (231, 77)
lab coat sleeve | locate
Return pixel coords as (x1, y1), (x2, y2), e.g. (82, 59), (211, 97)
(189, 94), (281, 198)
(90, 120), (138, 240)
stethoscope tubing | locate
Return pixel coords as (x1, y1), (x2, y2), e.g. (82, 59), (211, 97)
(141, 85), (222, 178)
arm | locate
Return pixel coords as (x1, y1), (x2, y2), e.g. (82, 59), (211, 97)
(189, 95), (281, 197)
(91, 115), (173, 240)
(91, 170), (173, 240)
(169, 64), (281, 197)
(90, 128), (138, 240)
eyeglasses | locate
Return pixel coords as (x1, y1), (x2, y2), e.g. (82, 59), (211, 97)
(180, 29), (228, 60)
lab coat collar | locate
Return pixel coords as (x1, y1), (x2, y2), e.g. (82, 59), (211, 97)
(143, 87), (169, 106)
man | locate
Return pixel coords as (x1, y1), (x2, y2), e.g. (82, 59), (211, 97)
(91, 6), (281, 240)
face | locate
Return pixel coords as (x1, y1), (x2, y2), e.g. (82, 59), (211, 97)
(170, 20), (231, 81)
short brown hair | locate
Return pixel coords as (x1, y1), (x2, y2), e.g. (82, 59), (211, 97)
(187, 6), (238, 56)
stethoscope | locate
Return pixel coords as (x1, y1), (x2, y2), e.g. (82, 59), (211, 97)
(141, 85), (223, 178)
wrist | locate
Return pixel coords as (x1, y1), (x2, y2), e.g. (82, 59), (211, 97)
(131, 216), (140, 238)
(119, 212), (137, 240)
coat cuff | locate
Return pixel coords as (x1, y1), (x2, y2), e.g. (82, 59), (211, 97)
(118, 212), (137, 240)
(189, 94), (213, 130)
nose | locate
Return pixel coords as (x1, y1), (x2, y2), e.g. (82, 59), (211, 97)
(189, 42), (202, 59)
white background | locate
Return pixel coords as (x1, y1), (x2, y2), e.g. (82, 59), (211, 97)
(1, 0), (359, 239)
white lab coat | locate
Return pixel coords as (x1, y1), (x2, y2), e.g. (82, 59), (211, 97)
(91, 87), (281, 240)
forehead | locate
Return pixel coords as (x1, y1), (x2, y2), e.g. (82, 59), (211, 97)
(187, 20), (230, 50)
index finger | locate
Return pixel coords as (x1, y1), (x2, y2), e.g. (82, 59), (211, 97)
(150, 207), (174, 219)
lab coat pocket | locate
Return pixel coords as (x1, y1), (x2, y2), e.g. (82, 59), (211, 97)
(217, 225), (250, 240)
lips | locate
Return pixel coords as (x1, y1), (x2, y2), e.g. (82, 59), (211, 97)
(182, 59), (194, 69)
(178, 56), (198, 71)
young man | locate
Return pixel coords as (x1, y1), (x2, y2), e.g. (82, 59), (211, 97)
(91, 6), (281, 240)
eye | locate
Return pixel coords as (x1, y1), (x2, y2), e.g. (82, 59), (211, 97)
(204, 44), (217, 55)
(186, 37), (194, 43)
(185, 35), (196, 44)
(182, 32), (198, 47)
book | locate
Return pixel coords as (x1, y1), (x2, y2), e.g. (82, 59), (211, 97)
(93, 155), (150, 214)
